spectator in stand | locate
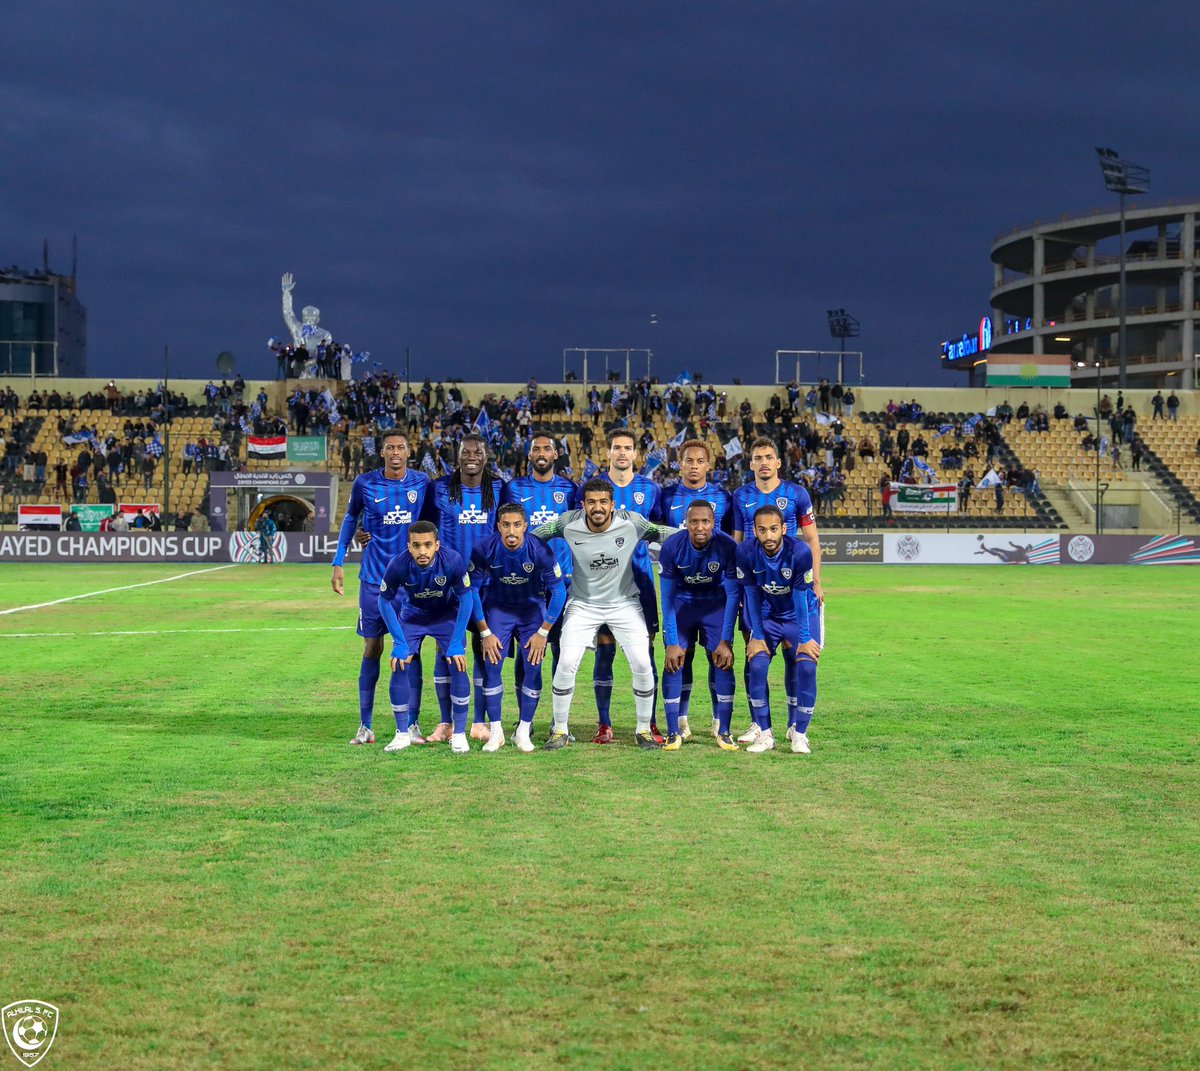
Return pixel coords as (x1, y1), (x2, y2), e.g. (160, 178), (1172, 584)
(1151, 391), (1165, 419)
(879, 474), (892, 518)
(896, 427), (910, 456)
(857, 434), (874, 460)
(1054, 401), (1069, 420)
(958, 470), (974, 512)
(1130, 440), (1143, 471)
(142, 454), (156, 491)
(1167, 391), (1180, 421)
(842, 387), (855, 419)
(993, 471), (1006, 511)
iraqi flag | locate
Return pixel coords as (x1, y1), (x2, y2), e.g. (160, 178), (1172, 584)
(19, 504), (62, 530)
(248, 434), (287, 460)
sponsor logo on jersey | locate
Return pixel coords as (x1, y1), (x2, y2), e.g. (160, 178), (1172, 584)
(457, 506), (490, 525)
(382, 506), (413, 525)
(589, 553), (619, 571)
(499, 573), (531, 585)
(683, 571), (716, 585)
(529, 507), (558, 527)
(413, 589), (444, 599)
(762, 581), (792, 596)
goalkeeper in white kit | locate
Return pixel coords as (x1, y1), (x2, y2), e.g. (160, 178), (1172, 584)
(532, 478), (679, 750)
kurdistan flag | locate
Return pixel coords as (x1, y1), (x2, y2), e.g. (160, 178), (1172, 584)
(987, 353), (1072, 387)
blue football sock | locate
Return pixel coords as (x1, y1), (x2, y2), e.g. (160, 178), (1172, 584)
(713, 664), (736, 735)
(747, 653), (772, 732)
(679, 646), (695, 721)
(481, 657), (505, 723)
(707, 658), (718, 720)
(662, 666), (683, 737)
(794, 656), (817, 734)
(433, 669), (452, 725)
(449, 663), (471, 734)
(594, 642), (616, 726)
(358, 656), (381, 729)
(408, 656), (423, 729)
(388, 667), (410, 732)
(518, 654), (543, 725)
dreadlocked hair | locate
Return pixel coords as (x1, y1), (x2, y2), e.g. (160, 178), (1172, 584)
(450, 433), (497, 511)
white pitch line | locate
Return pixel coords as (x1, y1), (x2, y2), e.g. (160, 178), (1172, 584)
(1, 625), (355, 638)
(0, 564), (241, 616)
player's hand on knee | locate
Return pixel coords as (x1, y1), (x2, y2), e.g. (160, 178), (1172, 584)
(448, 653), (468, 672)
(745, 638), (769, 661)
(664, 643), (686, 674)
(795, 640), (821, 662)
(391, 654), (413, 672)
(524, 634), (548, 666)
(712, 640), (734, 670)
(480, 633), (503, 664)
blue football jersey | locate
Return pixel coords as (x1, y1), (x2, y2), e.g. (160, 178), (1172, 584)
(469, 533), (563, 613)
(501, 474), (576, 586)
(735, 536), (815, 622)
(658, 530), (739, 603)
(731, 479), (815, 540)
(334, 468), (432, 585)
(431, 474), (507, 561)
(379, 547), (471, 621)
(660, 481), (733, 533)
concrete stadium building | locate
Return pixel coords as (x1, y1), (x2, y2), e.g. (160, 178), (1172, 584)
(988, 201), (1200, 390)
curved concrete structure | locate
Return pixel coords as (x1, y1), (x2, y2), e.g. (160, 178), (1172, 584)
(989, 202), (1199, 389)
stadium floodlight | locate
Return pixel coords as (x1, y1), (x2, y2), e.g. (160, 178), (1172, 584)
(1095, 148), (1150, 391)
(1080, 357), (1104, 534)
(826, 308), (860, 385)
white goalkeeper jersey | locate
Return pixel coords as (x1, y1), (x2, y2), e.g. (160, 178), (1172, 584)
(534, 509), (677, 604)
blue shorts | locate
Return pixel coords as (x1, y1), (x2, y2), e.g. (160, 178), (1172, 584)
(761, 595), (824, 656)
(399, 614), (461, 657)
(672, 599), (728, 654)
(485, 603), (545, 651)
(358, 581), (387, 639)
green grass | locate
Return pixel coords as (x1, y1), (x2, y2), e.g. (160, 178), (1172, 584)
(1, 563), (1198, 1070)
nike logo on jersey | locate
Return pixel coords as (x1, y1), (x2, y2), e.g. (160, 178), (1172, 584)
(374, 496), (387, 503)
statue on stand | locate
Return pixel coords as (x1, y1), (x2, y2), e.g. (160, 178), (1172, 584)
(281, 273), (334, 378)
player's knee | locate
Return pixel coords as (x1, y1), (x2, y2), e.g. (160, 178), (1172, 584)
(363, 637), (384, 659)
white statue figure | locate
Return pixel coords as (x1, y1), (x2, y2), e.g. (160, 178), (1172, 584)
(281, 272), (334, 377)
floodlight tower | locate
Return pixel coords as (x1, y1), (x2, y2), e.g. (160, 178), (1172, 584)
(1095, 148), (1150, 391)
(826, 308), (860, 385)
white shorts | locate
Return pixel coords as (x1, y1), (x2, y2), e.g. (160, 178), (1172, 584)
(559, 596), (649, 657)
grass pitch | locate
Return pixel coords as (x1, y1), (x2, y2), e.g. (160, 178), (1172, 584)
(1, 563), (1198, 1071)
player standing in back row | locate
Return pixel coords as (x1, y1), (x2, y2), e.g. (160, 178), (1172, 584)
(331, 429), (433, 746)
(582, 429), (665, 744)
(731, 436), (824, 746)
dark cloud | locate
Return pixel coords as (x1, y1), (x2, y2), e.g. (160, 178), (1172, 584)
(3, 0), (1198, 386)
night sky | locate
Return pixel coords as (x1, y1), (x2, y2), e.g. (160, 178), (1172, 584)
(5, 1), (1199, 387)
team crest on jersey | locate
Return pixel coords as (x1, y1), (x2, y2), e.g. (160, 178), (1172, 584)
(435, 575), (446, 586)
(708, 561), (720, 572)
(407, 490), (418, 503)
(633, 492), (645, 505)
(614, 537), (625, 548)
(782, 567), (792, 579)
(522, 561), (534, 573)
(776, 497), (788, 509)
(553, 491), (566, 504)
